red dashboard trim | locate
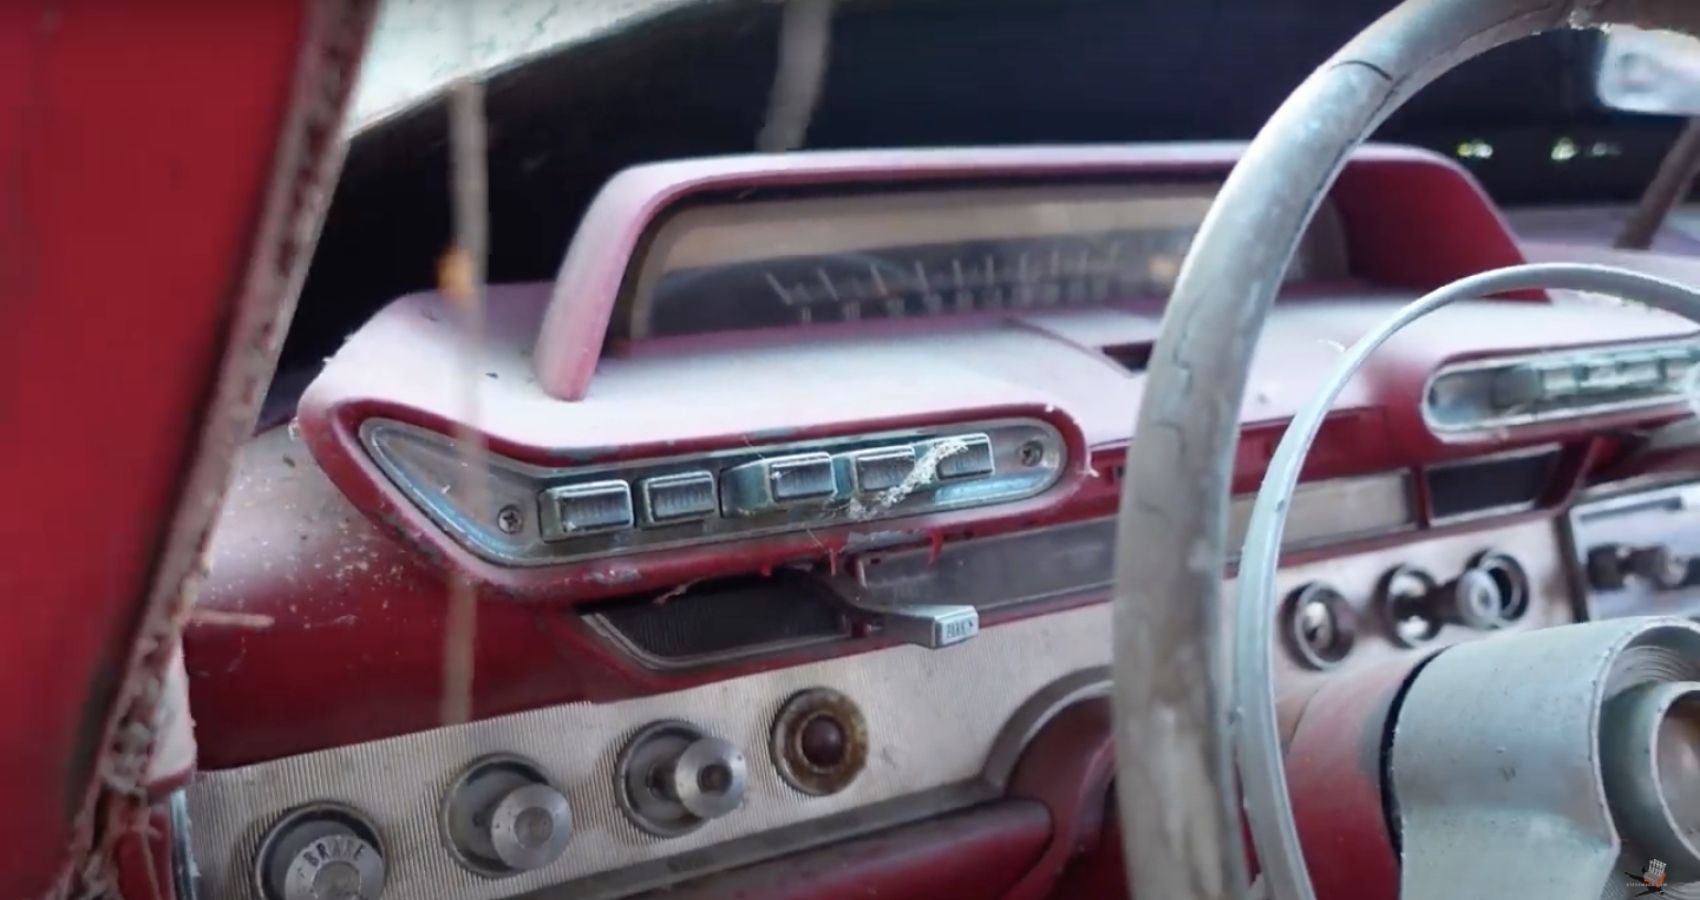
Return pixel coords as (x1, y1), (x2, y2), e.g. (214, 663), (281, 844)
(1004, 700), (1118, 900)
(0, 2), (329, 892)
(1284, 657), (1423, 900)
(635, 801), (1052, 900)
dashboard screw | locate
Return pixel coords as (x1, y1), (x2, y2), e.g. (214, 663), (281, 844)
(496, 505), (524, 535)
(1017, 441), (1045, 467)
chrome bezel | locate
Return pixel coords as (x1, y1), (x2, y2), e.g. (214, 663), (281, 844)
(1421, 337), (1700, 434)
(361, 417), (1067, 567)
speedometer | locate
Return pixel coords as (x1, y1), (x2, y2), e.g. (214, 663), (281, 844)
(621, 182), (1347, 339)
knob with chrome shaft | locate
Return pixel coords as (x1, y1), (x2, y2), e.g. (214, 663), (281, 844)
(1628, 545), (1693, 590)
(617, 721), (748, 837)
(442, 756), (573, 878)
(1417, 551), (1529, 632)
(670, 735), (749, 821)
(1590, 543), (1692, 592)
(254, 805), (386, 900)
(1431, 567), (1506, 630)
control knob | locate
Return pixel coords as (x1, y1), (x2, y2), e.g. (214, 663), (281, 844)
(1415, 552), (1528, 632)
(617, 720), (748, 837)
(442, 756), (573, 877)
(254, 805), (386, 900)
(1590, 543), (1692, 592)
(1432, 567), (1506, 630)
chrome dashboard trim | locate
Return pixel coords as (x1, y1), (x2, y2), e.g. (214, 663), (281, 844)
(170, 790), (200, 900)
(361, 417), (1067, 567)
(1420, 336), (1700, 434)
(183, 604), (1115, 900)
(1226, 471), (1416, 552)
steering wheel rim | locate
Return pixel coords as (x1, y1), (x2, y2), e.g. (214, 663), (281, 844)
(1109, 3), (1700, 900)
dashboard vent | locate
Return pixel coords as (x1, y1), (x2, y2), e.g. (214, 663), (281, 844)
(1424, 339), (1700, 432)
(582, 572), (849, 669)
(1426, 448), (1562, 522)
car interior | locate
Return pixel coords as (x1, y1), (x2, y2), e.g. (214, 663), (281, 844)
(24, 1), (1700, 899)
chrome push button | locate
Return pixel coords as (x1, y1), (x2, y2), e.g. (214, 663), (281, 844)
(540, 480), (634, 538)
(641, 471), (718, 524)
(722, 452), (837, 516)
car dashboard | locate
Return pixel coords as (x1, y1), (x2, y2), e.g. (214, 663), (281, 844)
(178, 142), (1700, 900)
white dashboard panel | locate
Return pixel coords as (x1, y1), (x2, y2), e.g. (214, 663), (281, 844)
(184, 516), (1572, 899)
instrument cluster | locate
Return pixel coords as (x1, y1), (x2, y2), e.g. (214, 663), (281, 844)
(617, 181), (1348, 340)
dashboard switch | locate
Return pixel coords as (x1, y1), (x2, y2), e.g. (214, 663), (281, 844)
(670, 736), (749, 821)
(931, 433), (996, 480)
(1591, 543), (1692, 592)
(1424, 551), (1528, 630)
(443, 756), (573, 877)
(771, 688), (870, 796)
(1590, 544), (1629, 591)
(641, 471), (718, 524)
(1378, 565), (1443, 648)
(540, 480), (634, 538)
(722, 452), (837, 516)
(1629, 545), (1691, 590)
(1490, 365), (1543, 411)
(254, 805), (386, 900)
(769, 454), (837, 501)
(1435, 568), (1505, 630)
(847, 446), (918, 493)
(1280, 583), (1356, 670)
(617, 721), (747, 837)
(880, 604), (979, 648)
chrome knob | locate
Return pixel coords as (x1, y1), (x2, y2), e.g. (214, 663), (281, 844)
(1427, 553), (1529, 631)
(443, 756), (572, 877)
(617, 721), (747, 837)
(1438, 567), (1504, 630)
(1589, 543), (1690, 592)
(1627, 544), (1692, 591)
(281, 837), (384, 900)
(488, 783), (573, 871)
(670, 736), (748, 821)
(255, 806), (386, 900)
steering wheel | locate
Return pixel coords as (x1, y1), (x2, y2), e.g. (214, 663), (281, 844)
(1109, 2), (1700, 900)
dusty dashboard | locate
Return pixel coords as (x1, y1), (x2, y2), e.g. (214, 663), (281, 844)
(181, 143), (1700, 900)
